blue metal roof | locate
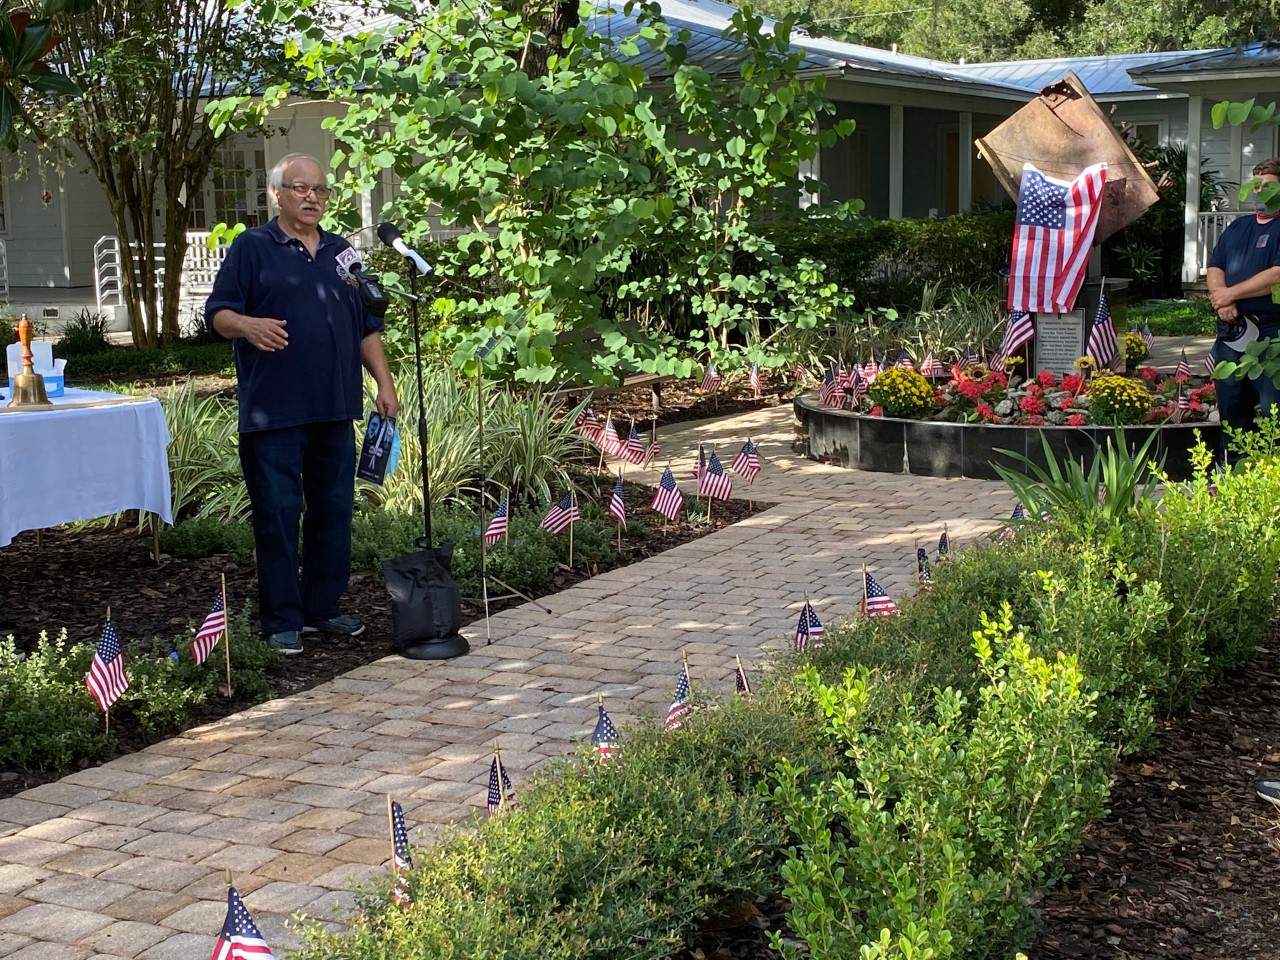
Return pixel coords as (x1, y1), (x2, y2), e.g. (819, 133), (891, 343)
(949, 49), (1218, 95)
(1129, 41), (1280, 77)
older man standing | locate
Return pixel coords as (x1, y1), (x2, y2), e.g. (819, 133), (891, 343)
(205, 153), (398, 654)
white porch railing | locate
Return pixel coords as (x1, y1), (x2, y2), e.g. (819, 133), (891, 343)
(1197, 210), (1248, 276)
(0, 239), (8, 306)
(93, 231), (220, 313)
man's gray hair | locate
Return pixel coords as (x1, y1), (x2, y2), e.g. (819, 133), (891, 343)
(268, 153), (324, 193)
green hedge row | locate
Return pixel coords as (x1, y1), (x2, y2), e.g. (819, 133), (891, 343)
(68, 340), (234, 382)
(293, 436), (1280, 960)
(763, 209), (1016, 307)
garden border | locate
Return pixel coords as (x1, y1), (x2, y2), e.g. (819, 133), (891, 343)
(791, 392), (1220, 481)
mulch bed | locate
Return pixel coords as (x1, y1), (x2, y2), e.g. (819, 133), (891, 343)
(0, 481), (764, 799)
(569, 371), (792, 429)
(665, 627), (1280, 960)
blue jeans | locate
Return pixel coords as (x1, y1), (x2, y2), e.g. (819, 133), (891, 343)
(1212, 323), (1280, 458)
(239, 420), (355, 635)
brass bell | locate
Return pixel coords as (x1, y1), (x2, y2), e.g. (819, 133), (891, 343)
(6, 315), (52, 409)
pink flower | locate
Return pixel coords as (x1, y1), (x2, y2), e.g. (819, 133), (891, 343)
(1137, 366), (1159, 383)
(1037, 370), (1057, 388)
(975, 401), (997, 422)
(1066, 413), (1087, 427)
(1060, 373), (1085, 394)
(1019, 395), (1046, 415)
(1023, 414), (1046, 426)
(956, 380), (983, 401)
(870, 405), (884, 417)
(1057, 396), (1074, 411)
(1025, 382), (1043, 398)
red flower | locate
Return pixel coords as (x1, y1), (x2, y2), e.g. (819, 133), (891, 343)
(956, 379), (983, 401)
(1057, 396), (1075, 411)
(990, 370), (1009, 388)
(975, 401), (997, 422)
(1060, 373), (1085, 394)
(1037, 370), (1057, 388)
(1025, 382), (1043, 398)
(870, 405), (884, 417)
(1023, 414), (1046, 426)
(1137, 366), (1159, 383)
(1019, 395), (1046, 415)
(1066, 413), (1087, 427)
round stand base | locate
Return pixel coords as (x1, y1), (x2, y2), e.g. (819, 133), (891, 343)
(397, 634), (471, 661)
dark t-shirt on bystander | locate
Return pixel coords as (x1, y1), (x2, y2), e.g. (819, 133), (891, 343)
(1208, 213), (1280, 320)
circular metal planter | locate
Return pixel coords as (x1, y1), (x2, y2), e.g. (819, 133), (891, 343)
(792, 393), (1220, 482)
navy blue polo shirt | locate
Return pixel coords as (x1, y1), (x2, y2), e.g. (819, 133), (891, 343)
(204, 219), (383, 433)
(1208, 213), (1280, 318)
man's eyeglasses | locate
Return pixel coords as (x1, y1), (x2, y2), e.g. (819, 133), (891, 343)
(286, 182), (331, 200)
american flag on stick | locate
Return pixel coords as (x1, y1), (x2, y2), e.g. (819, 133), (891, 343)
(599, 415), (622, 458)
(896, 352), (915, 371)
(993, 311), (1034, 369)
(861, 568), (897, 618)
(624, 422), (647, 465)
(483, 498), (509, 545)
(861, 357), (878, 383)
(691, 442), (705, 479)
(818, 368), (842, 408)
(700, 364), (722, 394)
(1173, 384), (1190, 423)
(1204, 355), (1217, 378)
(1175, 350), (1191, 383)
(486, 751), (516, 814)
(608, 475), (626, 525)
(192, 594), (226, 666)
(937, 526), (950, 560)
(920, 353), (946, 378)
(652, 466), (684, 522)
(1141, 324), (1154, 348)
(211, 887), (274, 960)
(86, 620), (128, 712)
(575, 407), (603, 445)
(1008, 162), (1108, 313)
(387, 798), (413, 907)
(734, 655), (752, 697)
(916, 546), (932, 585)
(540, 491), (579, 535)
(794, 600), (824, 653)
(731, 438), (760, 483)
(749, 362), (762, 398)
(664, 657), (692, 732)
(1087, 285), (1117, 369)
(592, 698), (621, 762)
(697, 451), (733, 501)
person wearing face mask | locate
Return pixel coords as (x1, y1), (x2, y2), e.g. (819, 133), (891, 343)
(204, 153), (399, 655)
(1207, 159), (1280, 447)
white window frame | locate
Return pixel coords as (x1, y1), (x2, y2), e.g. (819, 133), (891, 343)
(189, 140), (270, 230)
(1127, 116), (1169, 150)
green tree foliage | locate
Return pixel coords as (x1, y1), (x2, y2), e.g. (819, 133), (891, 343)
(749, 0), (1280, 62)
(0, 0), (88, 147)
(210, 0), (855, 383)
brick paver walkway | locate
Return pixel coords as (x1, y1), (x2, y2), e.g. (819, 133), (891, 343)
(0, 404), (1010, 959)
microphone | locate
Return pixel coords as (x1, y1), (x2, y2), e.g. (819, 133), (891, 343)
(377, 222), (433, 276)
(336, 246), (389, 317)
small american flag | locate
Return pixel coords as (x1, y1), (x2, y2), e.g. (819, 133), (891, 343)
(958, 346), (979, 368)
(486, 755), (515, 814)
(920, 353), (946, 377)
(652, 466), (684, 521)
(1204, 355), (1217, 377)
(862, 570), (897, 617)
(600, 415), (622, 458)
(749, 363), (762, 397)
(818, 367), (841, 407)
(700, 364), (722, 394)
(1141, 324), (1154, 348)
(592, 702), (621, 761)
(483, 499), (509, 545)
(1012, 501), (1026, 521)
(993, 311), (1034, 368)
(388, 798), (413, 906)
(576, 407), (603, 444)
(192, 594), (226, 666)
(1175, 350), (1191, 383)
(664, 664), (692, 732)
(623, 422), (647, 464)
(1008, 162), (1108, 313)
(697, 451), (733, 500)
(608, 476), (626, 525)
(691, 443), (705, 479)
(937, 528), (950, 559)
(540, 492), (579, 535)
(1173, 384), (1191, 423)
(916, 547), (932, 585)
(211, 887), (274, 960)
(794, 600), (824, 653)
(792, 361), (808, 385)
(1086, 287), (1117, 368)
(896, 352), (915, 371)
(861, 357), (878, 382)
(734, 659), (752, 697)
(731, 439), (760, 483)
(86, 620), (128, 712)
(848, 369), (867, 407)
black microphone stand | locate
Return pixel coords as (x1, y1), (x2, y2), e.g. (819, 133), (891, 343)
(408, 265), (432, 548)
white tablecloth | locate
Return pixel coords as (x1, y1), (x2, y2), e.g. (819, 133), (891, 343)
(0, 387), (173, 547)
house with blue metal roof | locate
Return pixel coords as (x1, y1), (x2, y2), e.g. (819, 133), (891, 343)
(1, 1), (1275, 323)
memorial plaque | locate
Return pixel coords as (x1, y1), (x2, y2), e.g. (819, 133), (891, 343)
(1033, 311), (1086, 376)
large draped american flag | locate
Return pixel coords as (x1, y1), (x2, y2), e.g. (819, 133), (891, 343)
(1008, 162), (1108, 314)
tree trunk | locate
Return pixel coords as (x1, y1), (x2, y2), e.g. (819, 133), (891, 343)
(522, 0), (580, 78)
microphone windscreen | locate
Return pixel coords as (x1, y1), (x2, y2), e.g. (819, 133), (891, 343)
(376, 222), (402, 246)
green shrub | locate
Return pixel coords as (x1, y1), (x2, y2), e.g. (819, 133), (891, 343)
(54, 309), (112, 357)
(773, 611), (1108, 960)
(161, 516), (256, 564)
(0, 632), (105, 770)
(68, 341), (235, 381)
